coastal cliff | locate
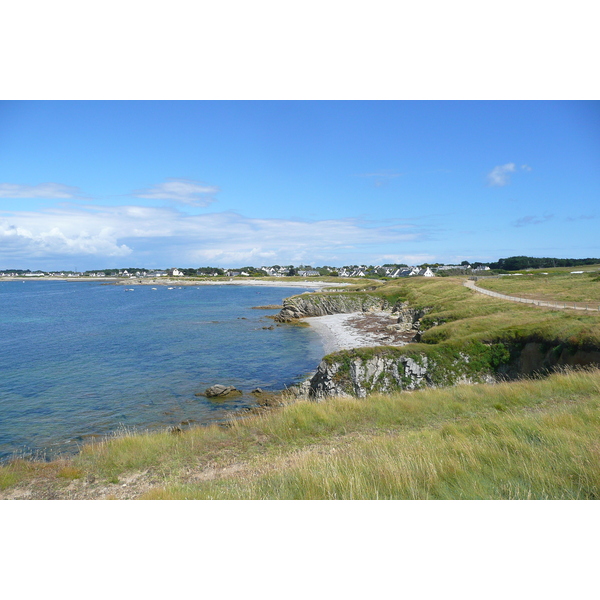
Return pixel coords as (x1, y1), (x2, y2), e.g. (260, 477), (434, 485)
(275, 292), (392, 321)
(275, 292), (430, 326)
(277, 282), (600, 400)
(290, 340), (600, 400)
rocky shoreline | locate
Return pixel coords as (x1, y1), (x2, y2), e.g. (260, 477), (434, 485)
(267, 291), (434, 400)
(303, 312), (419, 354)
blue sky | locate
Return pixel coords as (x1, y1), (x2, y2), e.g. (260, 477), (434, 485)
(0, 100), (598, 270)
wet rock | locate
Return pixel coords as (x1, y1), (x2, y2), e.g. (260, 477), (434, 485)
(276, 293), (390, 321)
(205, 384), (242, 398)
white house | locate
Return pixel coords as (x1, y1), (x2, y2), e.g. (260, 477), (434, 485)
(394, 267), (420, 277)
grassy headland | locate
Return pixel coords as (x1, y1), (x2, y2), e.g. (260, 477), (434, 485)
(302, 276), (600, 393)
(357, 275), (600, 347)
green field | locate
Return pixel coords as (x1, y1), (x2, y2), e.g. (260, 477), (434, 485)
(475, 269), (600, 304)
(365, 275), (600, 348)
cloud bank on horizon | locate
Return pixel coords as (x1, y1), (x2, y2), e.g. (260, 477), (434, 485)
(0, 202), (424, 267)
(0, 101), (598, 270)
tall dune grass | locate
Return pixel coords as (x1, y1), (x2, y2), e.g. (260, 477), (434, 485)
(2, 367), (599, 499)
(138, 369), (600, 499)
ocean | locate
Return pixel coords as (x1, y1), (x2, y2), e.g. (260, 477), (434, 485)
(0, 280), (325, 461)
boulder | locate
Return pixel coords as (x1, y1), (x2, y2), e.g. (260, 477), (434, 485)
(205, 384), (241, 398)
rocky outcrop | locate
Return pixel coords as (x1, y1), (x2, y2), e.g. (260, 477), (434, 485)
(309, 354), (434, 399)
(275, 293), (431, 327)
(303, 348), (496, 400)
(275, 293), (391, 322)
(389, 302), (431, 332)
(289, 340), (600, 401)
(203, 385), (242, 398)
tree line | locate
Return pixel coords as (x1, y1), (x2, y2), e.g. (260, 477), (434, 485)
(488, 256), (600, 271)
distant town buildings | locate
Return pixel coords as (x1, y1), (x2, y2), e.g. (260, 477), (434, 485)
(0, 263), (506, 280)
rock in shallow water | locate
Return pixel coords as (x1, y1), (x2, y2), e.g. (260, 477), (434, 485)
(204, 384), (242, 398)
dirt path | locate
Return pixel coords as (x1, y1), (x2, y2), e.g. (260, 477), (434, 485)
(464, 279), (600, 312)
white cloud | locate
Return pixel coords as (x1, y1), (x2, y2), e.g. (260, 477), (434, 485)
(193, 247), (278, 264)
(0, 182), (82, 199)
(380, 254), (436, 264)
(133, 178), (219, 206)
(487, 163), (516, 187)
(521, 164), (532, 171)
(0, 219), (131, 258)
(0, 204), (425, 268)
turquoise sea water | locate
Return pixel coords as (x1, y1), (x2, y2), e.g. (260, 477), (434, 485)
(0, 281), (324, 461)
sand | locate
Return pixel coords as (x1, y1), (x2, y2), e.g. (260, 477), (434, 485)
(305, 312), (415, 354)
(117, 278), (349, 290)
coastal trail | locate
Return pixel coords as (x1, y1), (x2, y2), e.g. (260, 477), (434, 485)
(464, 278), (600, 312)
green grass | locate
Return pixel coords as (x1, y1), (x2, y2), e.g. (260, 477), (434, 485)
(364, 276), (600, 348)
(139, 368), (600, 499)
(475, 271), (600, 304)
(0, 459), (68, 490)
(3, 368), (597, 499)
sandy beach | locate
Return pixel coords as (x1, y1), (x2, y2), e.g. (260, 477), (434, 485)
(305, 312), (417, 354)
(2, 276), (349, 291)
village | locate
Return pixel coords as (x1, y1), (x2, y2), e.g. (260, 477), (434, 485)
(0, 263), (494, 279)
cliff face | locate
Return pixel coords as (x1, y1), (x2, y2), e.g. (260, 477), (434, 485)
(275, 292), (430, 323)
(304, 347), (496, 399)
(515, 342), (600, 374)
(291, 341), (600, 400)
(275, 293), (392, 321)
(308, 353), (435, 399)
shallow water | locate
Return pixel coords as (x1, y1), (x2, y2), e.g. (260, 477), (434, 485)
(0, 281), (324, 461)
